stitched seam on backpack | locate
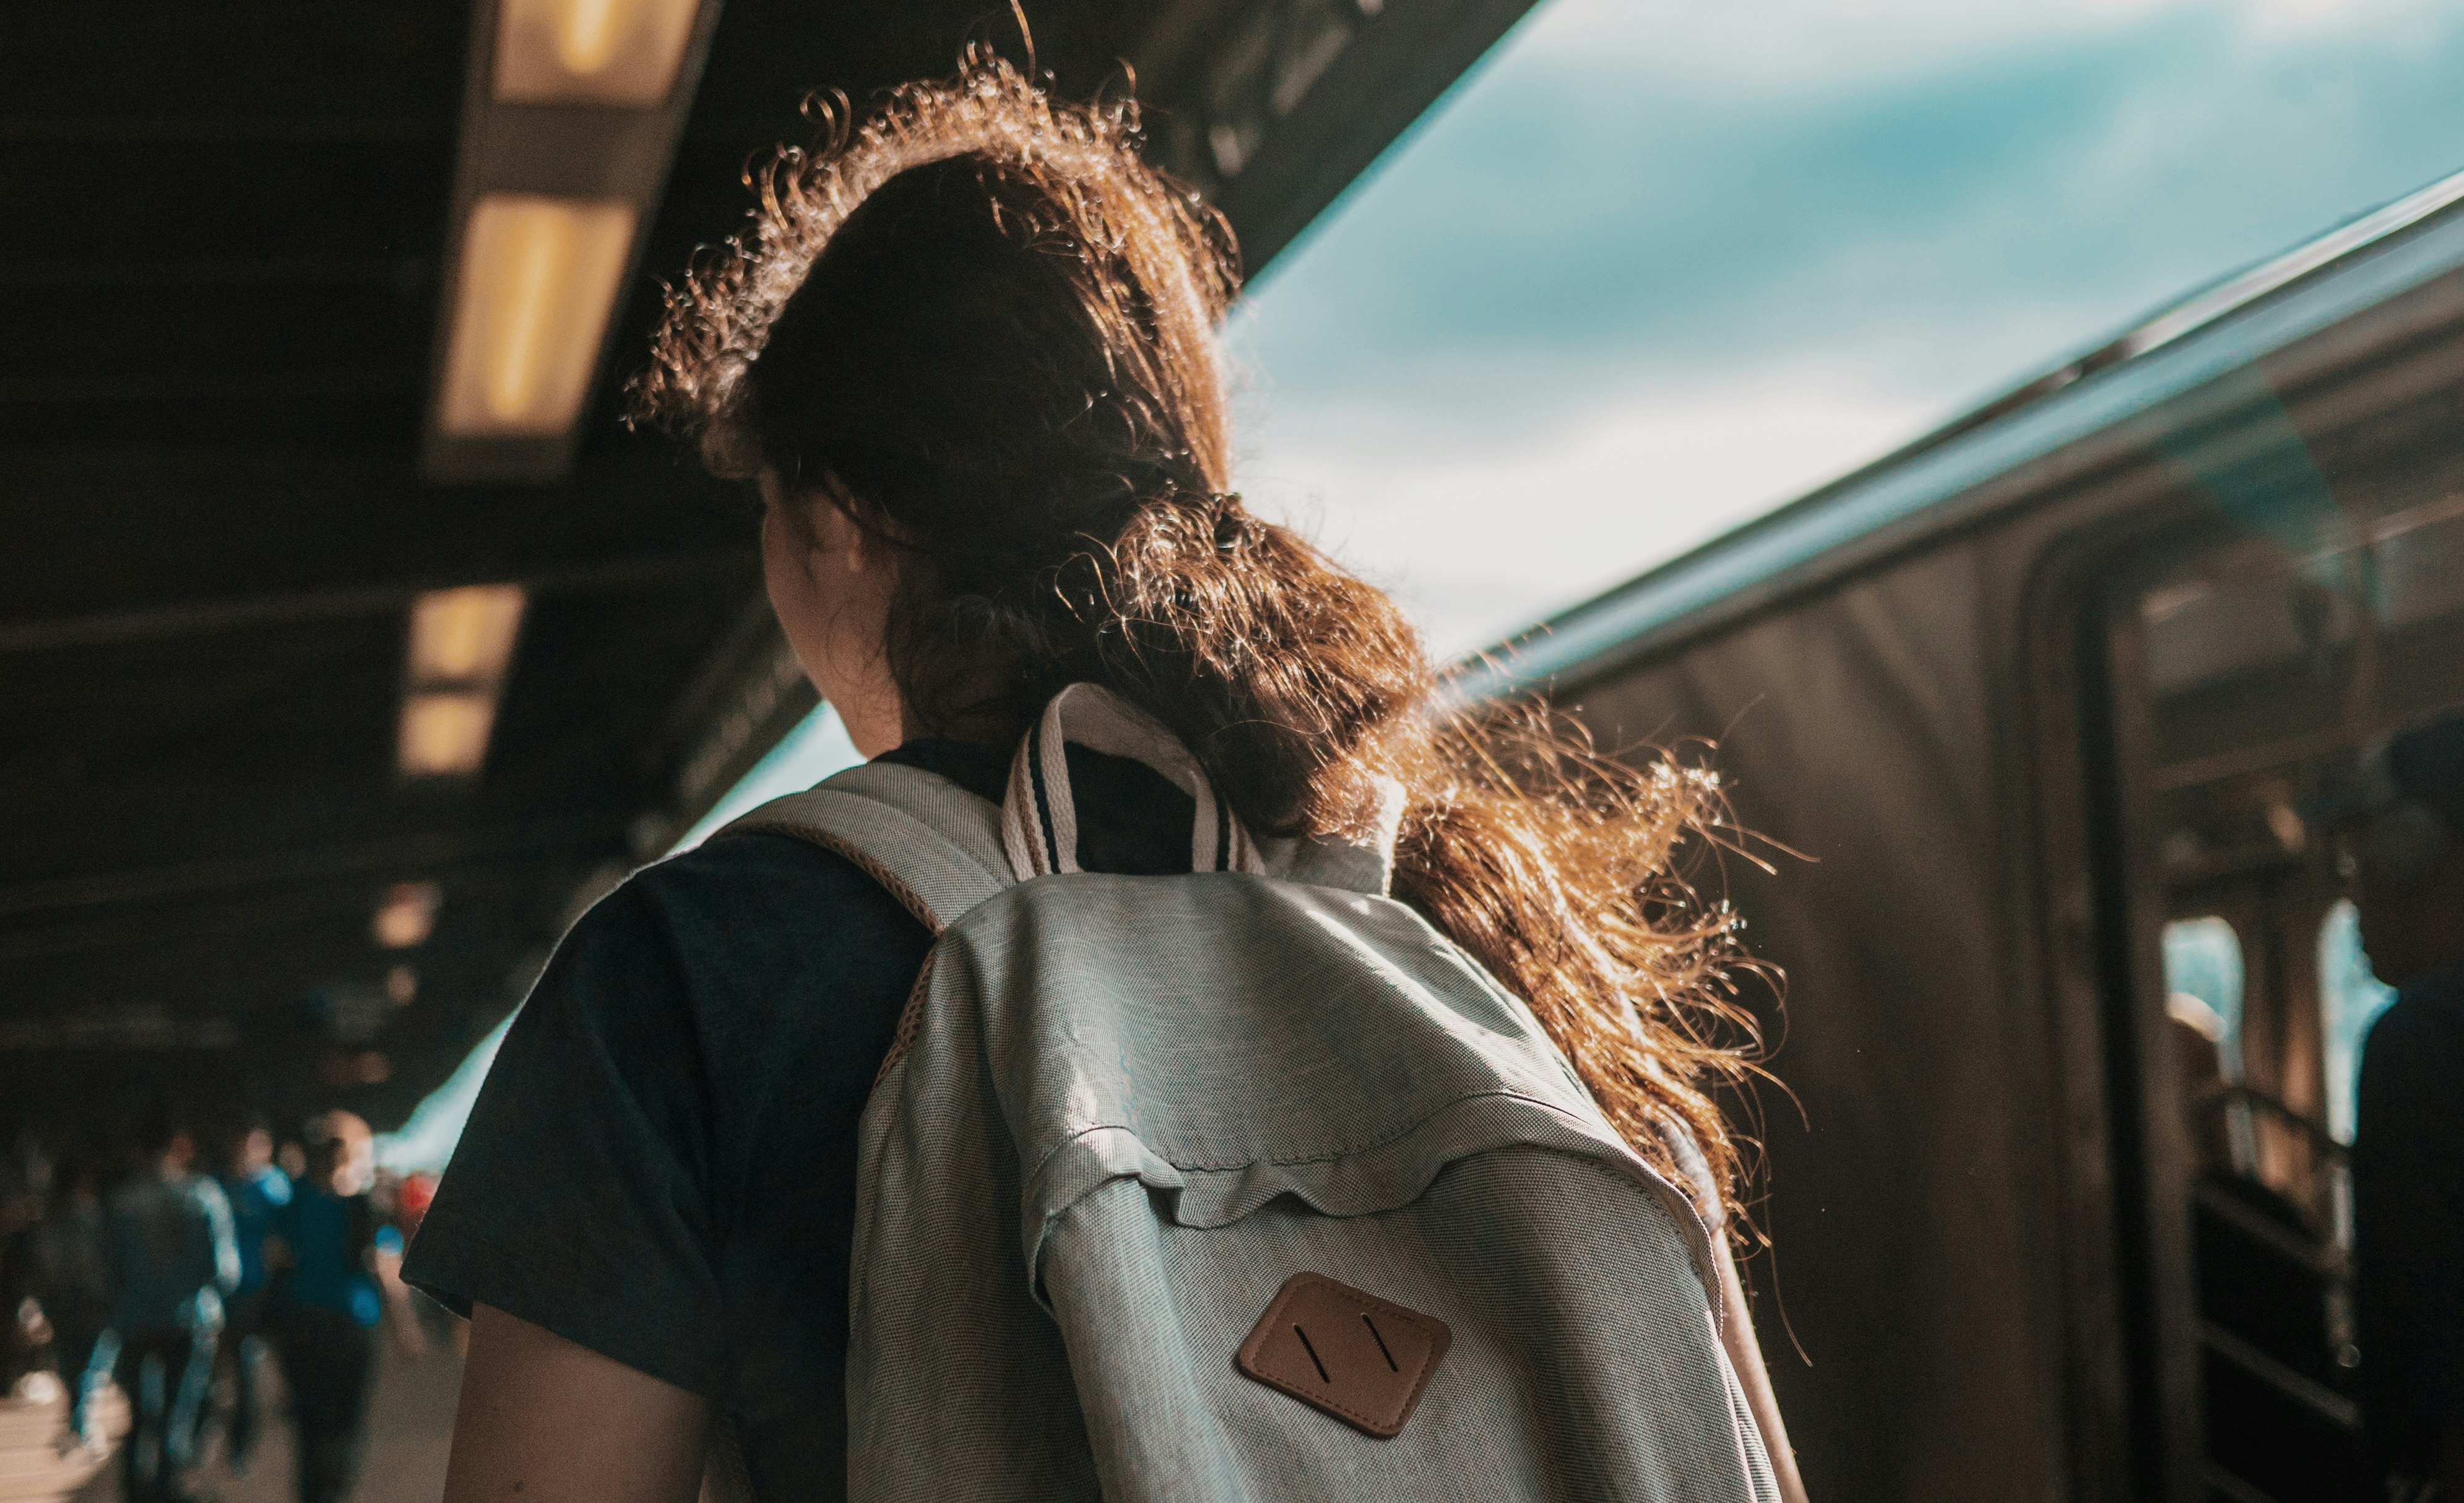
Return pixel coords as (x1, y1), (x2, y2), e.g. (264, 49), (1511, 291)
(876, 952), (938, 1086)
(730, 818), (948, 933)
(1024, 1086), (1608, 1184)
(1268, 1376), (1416, 1432)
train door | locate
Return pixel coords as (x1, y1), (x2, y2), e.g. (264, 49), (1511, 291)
(2096, 488), (2464, 1502)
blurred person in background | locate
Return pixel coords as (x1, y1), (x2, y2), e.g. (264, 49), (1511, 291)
(2, 1150), (45, 1391)
(4, 1146), (113, 1441)
(217, 1118), (290, 1473)
(268, 1111), (391, 1503)
(384, 1171), (459, 1356)
(391, 1172), (436, 1241)
(108, 1114), (239, 1503)
(361, 1167), (428, 1364)
(2349, 714), (2464, 1503)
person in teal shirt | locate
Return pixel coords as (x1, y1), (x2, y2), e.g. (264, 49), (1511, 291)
(268, 1113), (383, 1503)
(217, 1121), (289, 1470)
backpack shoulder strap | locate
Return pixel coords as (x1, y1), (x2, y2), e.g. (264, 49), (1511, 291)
(718, 761), (1013, 933)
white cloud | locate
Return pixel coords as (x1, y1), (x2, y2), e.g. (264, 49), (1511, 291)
(1236, 364), (1936, 656)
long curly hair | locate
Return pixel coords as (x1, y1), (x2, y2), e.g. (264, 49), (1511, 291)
(631, 52), (1771, 1220)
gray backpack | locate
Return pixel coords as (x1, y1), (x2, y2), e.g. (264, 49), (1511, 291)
(725, 683), (1779, 1501)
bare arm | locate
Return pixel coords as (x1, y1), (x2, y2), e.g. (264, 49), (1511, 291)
(443, 1303), (711, 1503)
(1716, 1239), (1810, 1503)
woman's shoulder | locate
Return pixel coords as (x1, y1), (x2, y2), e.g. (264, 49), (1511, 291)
(584, 831), (923, 964)
(588, 741), (1008, 966)
(536, 829), (935, 1068)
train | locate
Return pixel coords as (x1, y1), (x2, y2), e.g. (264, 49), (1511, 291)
(1453, 165), (2464, 1502)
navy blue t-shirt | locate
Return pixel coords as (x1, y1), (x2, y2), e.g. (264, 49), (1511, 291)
(403, 740), (1191, 1498)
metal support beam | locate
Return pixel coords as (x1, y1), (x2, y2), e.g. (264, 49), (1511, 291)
(0, 549), (753, 654)
(1131, 0), (1544, 272)
(0, 813), (628, 921)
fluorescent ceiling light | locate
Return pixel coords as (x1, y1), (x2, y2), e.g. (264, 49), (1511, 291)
(399, 691), (500, 778)
(374, 882), (443, 949)
(438, 195), (636, 438)
(410, 584), (526, 687)
(495, 0), (702, 107)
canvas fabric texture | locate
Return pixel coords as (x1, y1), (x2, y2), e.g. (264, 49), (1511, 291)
(722, 684), (1779, 1502)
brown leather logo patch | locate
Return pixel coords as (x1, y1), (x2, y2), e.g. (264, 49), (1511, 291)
(1234, 1272), (1451, 1439)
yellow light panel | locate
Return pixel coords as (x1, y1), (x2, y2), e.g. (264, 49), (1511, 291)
(438, 195), (636, 438)
(399, 691), (499, 777)
(410, 584), (526, 687)
(373, 882), (442, 949)
(494, 0), (701, 106)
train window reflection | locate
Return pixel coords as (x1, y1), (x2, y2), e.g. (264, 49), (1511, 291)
(2315, 899), (2396, 1145)
(2162, 915), (2246, 1076)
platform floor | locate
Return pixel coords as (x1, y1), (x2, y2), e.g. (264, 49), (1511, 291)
(80, 1332), (462, 1503)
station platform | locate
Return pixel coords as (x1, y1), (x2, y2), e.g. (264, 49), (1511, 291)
(67, 1334), (460, 1503)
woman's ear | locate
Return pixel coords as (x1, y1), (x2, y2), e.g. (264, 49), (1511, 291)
(770, 471), (895, 581)
(810, 495), (876, 576)
(757, 467), (909, 758)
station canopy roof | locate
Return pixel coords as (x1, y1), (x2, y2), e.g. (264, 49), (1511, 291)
(0, 0), (1536, 1132)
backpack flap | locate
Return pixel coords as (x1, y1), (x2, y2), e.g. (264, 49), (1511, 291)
(942, 875), (1721, 1307)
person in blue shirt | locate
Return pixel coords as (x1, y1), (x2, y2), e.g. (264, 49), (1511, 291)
(107, 1115), (239, 1503)
(268, 1111), (385, 1503)
(2349, 715), (2464, 1502)
(216, 1120), (290, 1471)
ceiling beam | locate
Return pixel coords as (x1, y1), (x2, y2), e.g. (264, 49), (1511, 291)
(0, 258), (420, 291)
(0, 119), (450, 144)
(0, 373), (421, 405)
(0, 853), (578, 966)
(0, 548), (752, 654)
(0, 447), (753, 635)
(0, 812), (628, 922)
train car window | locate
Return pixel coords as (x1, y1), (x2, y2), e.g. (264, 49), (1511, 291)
(2120, 493), (2464, 1502)
(2162, 916), (2260, 1184)
(2163, 916), (2247, 1073)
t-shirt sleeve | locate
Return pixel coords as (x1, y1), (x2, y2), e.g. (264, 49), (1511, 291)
(403, 879), (725, 1396)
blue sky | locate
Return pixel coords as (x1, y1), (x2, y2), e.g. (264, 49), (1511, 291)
(1226, 0), (2464, 654)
